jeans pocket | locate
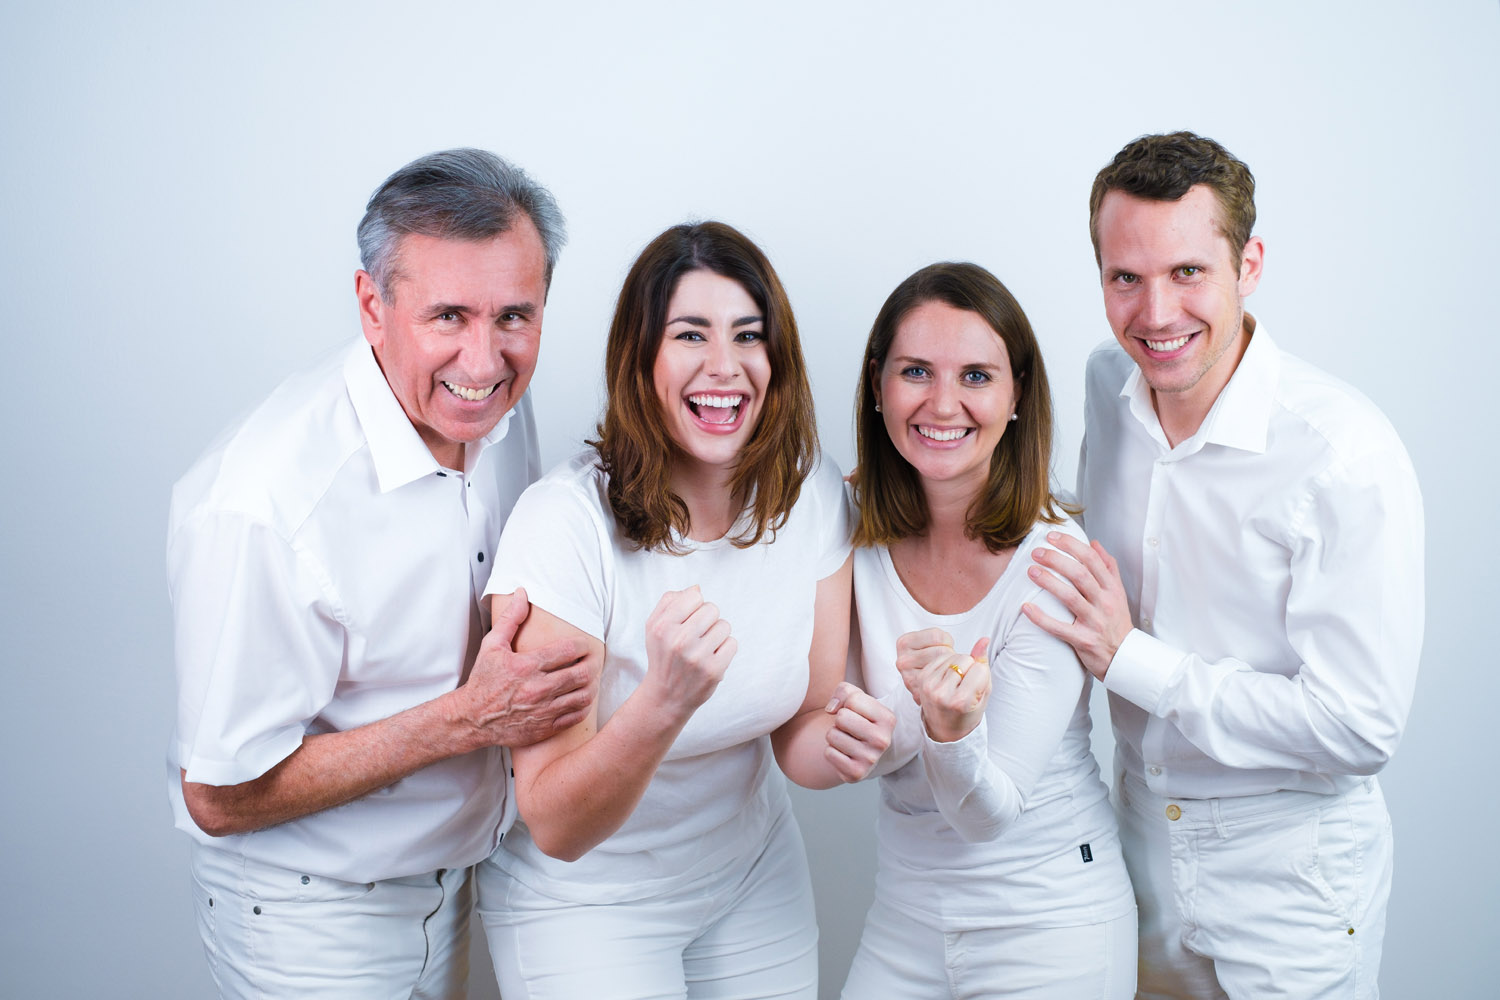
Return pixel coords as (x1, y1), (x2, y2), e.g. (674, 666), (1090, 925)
(239, 854), (377, 904)
(1307, 797), (1362, 930)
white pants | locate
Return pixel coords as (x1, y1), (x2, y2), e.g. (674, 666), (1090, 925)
(478, 808), (818, 999)
(190, 842), (472, 999)
(841, 897), (1136, 1000)
(1116, 770), (1393, 999)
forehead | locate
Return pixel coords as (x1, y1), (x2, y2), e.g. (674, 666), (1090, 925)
(388, 220), (546, 301)
(667, 269), (758, 312)
(1096, 185), (1234, 267)
(890, 300), (1009, 364)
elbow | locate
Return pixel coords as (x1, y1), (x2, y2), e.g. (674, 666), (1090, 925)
(1336, 741), (1393, 777)
(944, 799), (1021, 844)
(527, 826), (592, 863)
(182, 785), (251, 838)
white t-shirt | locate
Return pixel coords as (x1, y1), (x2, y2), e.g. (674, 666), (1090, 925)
(483, 451), (850, 903)
(853, 518), (1135, 930)
(1080, 326), (1424, 799)
(167, 340), (537, 883)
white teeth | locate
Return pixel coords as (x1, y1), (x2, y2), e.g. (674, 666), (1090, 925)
(917, 426), (969, 442)
(1145, 335), (1191, 352)
(443, 381), (498, 402)
(688, 393), (746, 408)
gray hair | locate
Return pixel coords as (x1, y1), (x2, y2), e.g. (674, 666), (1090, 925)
(357, 148), (567, 298)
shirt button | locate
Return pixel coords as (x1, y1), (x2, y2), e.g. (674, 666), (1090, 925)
(1148, 537), (1159, 547)
(1165, 804), (1182, 821)
(300, 875), (310, 885)
(477, 552), (485, 563)
(1149, 766), (1162, 776)
(1142, 617), (1152, 630)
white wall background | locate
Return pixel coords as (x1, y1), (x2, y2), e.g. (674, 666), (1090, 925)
(2, 2), (1496, 997)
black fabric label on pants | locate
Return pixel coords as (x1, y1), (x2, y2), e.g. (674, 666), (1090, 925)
(1079, 843), (1093, 863)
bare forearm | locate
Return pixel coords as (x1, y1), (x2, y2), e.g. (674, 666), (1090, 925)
(181, 691), (484, 836)
(772, 709), (845, 790)
(515, 694), (690, 862)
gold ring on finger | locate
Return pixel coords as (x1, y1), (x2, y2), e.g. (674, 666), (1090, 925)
(948, 663), (966, 679)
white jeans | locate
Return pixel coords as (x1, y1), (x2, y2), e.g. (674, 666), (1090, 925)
(478, 808), (818, 999)
(841, 898), (1136, 1000)
(190, 842), (472, 999)
(1116, 769), (1393, 999)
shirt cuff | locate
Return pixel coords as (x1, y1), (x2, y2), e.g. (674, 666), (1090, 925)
(1103, 629), (1187, 714)
(922, 713), (989, 762)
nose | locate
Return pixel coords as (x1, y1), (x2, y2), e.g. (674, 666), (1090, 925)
(462, 324), (507, 380)
(705, 336), (739, 380)
(1139, 280), (1178, 331)
(931, 376), (961, 416)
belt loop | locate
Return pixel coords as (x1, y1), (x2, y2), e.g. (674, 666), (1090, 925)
(1211, 797), (1228, 839)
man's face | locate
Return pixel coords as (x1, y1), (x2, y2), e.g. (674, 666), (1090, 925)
(357, 219), (548, 469)
(1096, 185), (1262, 421)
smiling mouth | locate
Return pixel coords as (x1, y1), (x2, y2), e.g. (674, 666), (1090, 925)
(1142, 334), (1193, 353)
(917, 426), (971, 442)
(443, 380), (500, 402)
(687, 393), (745, 426)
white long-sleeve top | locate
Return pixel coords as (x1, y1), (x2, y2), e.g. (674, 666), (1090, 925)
(853, 519), (1135, 931)
(1079, 325), (1425, 800)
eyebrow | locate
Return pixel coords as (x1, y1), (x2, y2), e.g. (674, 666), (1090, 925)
(890, 355), (1002, 370)
(666, 314), (764, 327)
(425, 301), (538, 318)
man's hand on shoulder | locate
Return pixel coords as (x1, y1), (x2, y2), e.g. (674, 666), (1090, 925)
(1021, 533), (1134, 681)
(454, 588), (597, 749)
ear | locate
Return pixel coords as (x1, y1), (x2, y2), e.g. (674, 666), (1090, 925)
(1237, 236), (1265, 297)
(355, 270), (386, 351)
(868, 357), (883, 411)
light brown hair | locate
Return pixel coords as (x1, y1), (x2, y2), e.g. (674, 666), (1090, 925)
(853, 262), (1072, 552)
(590, 222), (817, 552)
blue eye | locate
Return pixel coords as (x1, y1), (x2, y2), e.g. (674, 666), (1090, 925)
(963, 370), (991, 384)
(901, 365), (929, 379)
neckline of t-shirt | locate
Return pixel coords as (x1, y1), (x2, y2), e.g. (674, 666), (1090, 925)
(876, 522), (1047, 623)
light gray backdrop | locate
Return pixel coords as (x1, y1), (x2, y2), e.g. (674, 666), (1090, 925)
(2, 2), (1495, 997)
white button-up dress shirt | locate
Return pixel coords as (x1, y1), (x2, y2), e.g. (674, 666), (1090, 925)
(1078, 325), (1424, 799)
(167, 340), (539, 882)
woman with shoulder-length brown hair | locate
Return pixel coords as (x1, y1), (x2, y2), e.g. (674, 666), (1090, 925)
(475, 221), (894, 998)
(843, 262), (1137, 999)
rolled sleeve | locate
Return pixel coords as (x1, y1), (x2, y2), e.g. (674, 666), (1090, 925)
(171, 511), (344, 786)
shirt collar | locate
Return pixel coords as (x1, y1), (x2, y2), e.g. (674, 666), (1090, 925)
(342, 340), (515, 493)
(1118, 317), (1279, 455)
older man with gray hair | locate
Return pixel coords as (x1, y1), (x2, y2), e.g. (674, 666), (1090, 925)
(167, 149), (593, 998)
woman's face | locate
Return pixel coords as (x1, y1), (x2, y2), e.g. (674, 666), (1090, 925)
(873, 299), (1018, 494)
(652, 269), (771, 481)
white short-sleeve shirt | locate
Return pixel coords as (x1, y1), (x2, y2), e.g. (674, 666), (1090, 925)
(483, 451), (850, 903)
(167, 340), (539, 883)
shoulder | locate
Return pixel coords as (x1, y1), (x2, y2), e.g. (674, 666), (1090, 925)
(1085, 339), (1133, 387)
(169, 349), (359, 541)
(1015, 513), (1087, 561)
(800, 454), (847, 508)
(1271, 348), (1413, 470)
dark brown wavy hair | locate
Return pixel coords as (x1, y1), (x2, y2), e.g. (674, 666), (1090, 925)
(852, 262), (1074, 552)
(589, 221), (817, 552)
(1089, 131), (1256, 269)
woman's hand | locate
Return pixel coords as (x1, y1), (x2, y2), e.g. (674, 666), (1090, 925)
(822, 681), (896, 782)
(641, 585), (736, 719)
(917, 637), (991, 743)
(896, 630), (992, 743)
(895, 628), (957, 706)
